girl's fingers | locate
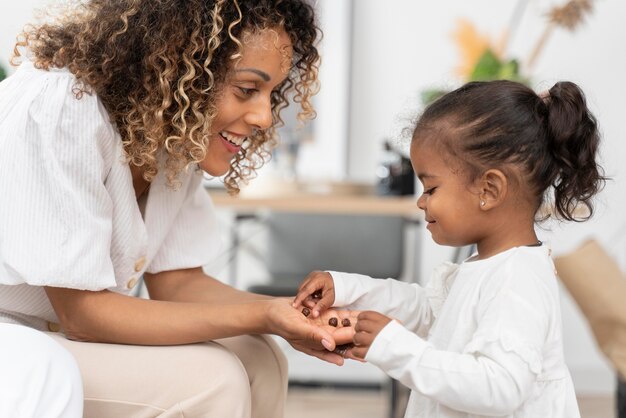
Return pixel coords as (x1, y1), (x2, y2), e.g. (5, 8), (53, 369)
(292, 279), (323, 307)
(350, 346), (368, 359)
(310, 295), (333, 318)
(344, 347), (366, 362)
(302, 298), (318, 309)
(355, 318), (377, 333)
(353, 330), (373, 347)
(292, 289), (312, 307)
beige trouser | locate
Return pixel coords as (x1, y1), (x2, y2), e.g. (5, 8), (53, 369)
(47, 333), (288, 418)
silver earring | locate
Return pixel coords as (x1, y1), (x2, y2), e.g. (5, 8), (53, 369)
(480, 200), (485, 207)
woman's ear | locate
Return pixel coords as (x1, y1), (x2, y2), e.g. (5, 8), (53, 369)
(478, 169), (507, 210)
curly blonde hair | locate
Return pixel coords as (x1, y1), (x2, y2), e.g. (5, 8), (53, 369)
(13, 0), (320, 194)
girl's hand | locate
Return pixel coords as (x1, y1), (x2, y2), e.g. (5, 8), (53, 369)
(292, 271), (335, 318)
(349, 311), (393, 360)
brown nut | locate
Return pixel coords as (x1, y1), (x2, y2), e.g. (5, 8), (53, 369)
(328, 317), (338, 327)
(333, 343), (353, 357)
(302, 307), (311, 317)
(341, 318), (351, 327)
(312, 289), (323, 299)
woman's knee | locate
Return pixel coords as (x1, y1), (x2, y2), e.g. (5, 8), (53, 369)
(216, 335), (288, 418)
(256, 335), (288, 387)
(218, 335), (288, 388)
(171, 342), (252, 417)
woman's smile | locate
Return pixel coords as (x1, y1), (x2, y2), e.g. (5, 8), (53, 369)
(217, 131), (247, 154)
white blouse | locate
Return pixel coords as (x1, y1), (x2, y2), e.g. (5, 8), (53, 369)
(330, 245), (580, 418)
(0, 61), (222, 330)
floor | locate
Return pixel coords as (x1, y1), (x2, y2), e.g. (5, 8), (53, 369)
(284, 385), (616, 418)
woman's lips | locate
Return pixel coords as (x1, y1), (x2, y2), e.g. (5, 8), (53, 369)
(219, 133), (242, 153)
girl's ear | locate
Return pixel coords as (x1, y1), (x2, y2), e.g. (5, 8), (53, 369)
(478, 169), (507, 210)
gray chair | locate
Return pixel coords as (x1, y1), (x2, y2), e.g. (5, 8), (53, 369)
(246, 211), (405, 296)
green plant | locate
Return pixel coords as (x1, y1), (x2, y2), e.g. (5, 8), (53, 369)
(421, 0), (595, 106)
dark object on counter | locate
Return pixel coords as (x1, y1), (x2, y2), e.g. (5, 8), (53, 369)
(618, 377), (626, 418)
(377, 141), (415, 196)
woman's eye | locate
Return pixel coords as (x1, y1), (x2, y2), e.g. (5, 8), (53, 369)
(236, 86), (257, 97)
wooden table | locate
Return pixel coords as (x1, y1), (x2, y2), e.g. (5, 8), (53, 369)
(207, 185), (423, 285)
(208, 189), (420, 217)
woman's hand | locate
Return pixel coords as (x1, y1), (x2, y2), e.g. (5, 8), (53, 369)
(292, 271), (335, 318)
(267, 298), (359, 366)
(349, 311), (393, 360)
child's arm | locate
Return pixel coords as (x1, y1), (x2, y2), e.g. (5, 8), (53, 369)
(360, 319), (537, 415)
(329, 271), (434, 336)
(294, 270), (433, 335)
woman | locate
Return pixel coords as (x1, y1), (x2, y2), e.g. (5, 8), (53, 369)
(0, 1), (353, 416)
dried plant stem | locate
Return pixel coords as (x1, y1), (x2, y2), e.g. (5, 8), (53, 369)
(527, 0), (595, 72)
(497, 0), (530, 57)
(526, 22), (555, 72)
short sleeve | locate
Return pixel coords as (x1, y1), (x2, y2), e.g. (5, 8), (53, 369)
(146, 173), (223, 273)
(0, 68), (118, 290)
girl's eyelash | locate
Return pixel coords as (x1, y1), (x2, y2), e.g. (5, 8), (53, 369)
(424, 187), (437, 195)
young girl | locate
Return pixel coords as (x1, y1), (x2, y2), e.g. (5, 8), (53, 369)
(294, 80), (606, 417)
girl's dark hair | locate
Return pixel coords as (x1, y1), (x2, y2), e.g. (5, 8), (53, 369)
(412, 80), (606, 221)
(13, 0), (320, 193)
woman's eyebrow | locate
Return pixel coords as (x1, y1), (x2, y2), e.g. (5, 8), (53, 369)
(234, 68), (270, 81)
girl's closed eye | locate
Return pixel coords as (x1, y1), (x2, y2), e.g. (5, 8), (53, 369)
(423, 186), (437, 195)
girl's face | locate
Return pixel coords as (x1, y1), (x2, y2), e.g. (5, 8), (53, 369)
(410, 141), (486, 247)
(199, 27), (293, 176)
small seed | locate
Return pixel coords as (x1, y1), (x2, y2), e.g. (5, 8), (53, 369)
(312, 290), (323, 299)
(341, 318), (351, 327)
(328, 317), (338, 327)
(333, 343), (353, 357)
(302, 307), (311, 317)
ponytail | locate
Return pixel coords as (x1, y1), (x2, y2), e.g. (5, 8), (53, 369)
(545, 81), (606, 221)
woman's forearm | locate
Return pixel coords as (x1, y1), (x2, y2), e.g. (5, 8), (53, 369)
(45, 286), (273, 345)
(44, 268), (337, 353)
(144, 267), (272, 304)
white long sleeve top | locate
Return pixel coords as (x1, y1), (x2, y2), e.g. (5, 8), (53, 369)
(330, 245), (580, 418)
(0, 61), (222, 330)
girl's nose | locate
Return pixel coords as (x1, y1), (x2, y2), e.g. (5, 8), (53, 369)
(416, 194), (427, 210)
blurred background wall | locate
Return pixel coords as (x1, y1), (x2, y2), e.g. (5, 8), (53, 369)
(2, 0), (625, 395)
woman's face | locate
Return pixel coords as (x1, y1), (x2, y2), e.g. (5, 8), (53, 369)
(199, 27), (293, 176)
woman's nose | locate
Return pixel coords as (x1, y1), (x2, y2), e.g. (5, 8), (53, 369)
(245, 96), (273, 130)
